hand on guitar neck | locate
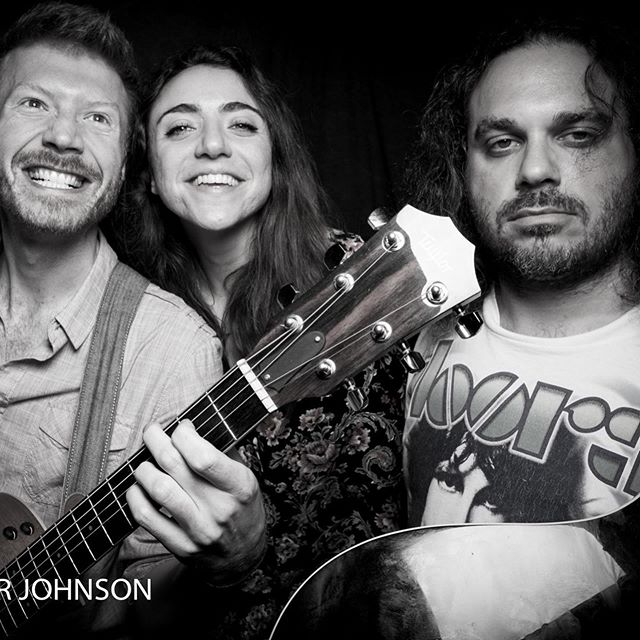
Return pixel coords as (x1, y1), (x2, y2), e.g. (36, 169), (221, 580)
(0, 205), (482, 638)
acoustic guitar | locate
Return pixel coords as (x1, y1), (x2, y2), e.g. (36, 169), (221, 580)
(0, 204), (481, 638)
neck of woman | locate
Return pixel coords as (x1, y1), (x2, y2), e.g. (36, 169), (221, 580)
(184, 216), (257, 323)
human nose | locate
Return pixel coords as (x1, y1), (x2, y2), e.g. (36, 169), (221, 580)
(516, 138), (560, 189)
(195, 121), (231, 158)
(42, 111), (84, 154)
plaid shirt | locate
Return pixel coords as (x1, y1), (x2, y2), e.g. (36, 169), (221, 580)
(0, 232), (223, 631)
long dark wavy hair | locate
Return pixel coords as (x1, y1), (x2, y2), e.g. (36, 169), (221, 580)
(113, 45), (332, 357)
(403, 15), (640, 298)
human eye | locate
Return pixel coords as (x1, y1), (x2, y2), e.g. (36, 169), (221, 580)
(86, 112), (112, 127)
(165, 122), (195, 138)
(229, 118), (260, 135)
(558, 127), (602, 148)
(486, 135), (521, 157)
(19, 97), (47, 111)
(434, 461), (463, 494)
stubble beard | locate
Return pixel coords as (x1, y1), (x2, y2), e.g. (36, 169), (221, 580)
(468, 182), (637, 291)
(0, 153), (123, 238)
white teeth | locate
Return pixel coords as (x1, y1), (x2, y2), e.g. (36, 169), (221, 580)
(194, 173), (239, 187)
(28, 168), (83, 189)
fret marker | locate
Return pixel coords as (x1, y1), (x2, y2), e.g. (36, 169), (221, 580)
(237, 360), (277, 413)
(53, 522), (79, 575)
(88, 499), (113, 546)
(70, 510), (96, 561)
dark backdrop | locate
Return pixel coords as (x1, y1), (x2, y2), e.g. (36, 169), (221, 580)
(1, 2), (637, 237)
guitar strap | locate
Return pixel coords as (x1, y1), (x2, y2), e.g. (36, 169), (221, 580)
(59, 261), (149, 518)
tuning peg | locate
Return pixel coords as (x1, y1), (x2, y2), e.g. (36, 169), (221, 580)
(453, 305), (483, 339)
(277, 283), (299, 308)
(367, 207), (391, 231)
(324, 243), (347, 270)
(343, 377), (368, 412)
(395, 340), (426, 373)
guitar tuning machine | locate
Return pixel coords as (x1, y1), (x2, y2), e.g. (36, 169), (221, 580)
(426, 282), (448, 305)
(453, 305), (483, 339)
(394, 340), (426, 373)
(367, 207), (391, 231)
(277, 283), (299, 308)
(324, 243), (348, 270)
(343, 377), (368, 412)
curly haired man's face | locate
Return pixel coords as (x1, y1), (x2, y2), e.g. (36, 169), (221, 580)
(465, 41), (636, 285)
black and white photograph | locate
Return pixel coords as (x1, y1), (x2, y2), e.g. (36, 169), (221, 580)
(0, 2), (638, 638)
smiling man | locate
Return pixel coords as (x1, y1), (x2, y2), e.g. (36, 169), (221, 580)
(0, 3), (265, 638)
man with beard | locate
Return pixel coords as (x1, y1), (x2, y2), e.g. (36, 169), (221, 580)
(0, 3), (265, 638)
(400, 14), (640, 639)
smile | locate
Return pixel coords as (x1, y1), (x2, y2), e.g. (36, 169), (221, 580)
(192, 173), (240, 187)
(26, 167), (85, 190)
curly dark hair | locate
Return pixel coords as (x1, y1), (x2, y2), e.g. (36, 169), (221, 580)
(403, 15), (640, 297)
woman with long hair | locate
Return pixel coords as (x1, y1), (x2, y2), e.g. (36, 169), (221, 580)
(113, 44), (406, 639)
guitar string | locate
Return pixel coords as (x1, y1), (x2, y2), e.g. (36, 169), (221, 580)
(0, 247), (417, 627)
(0, 321), (314, 626)
(0, 311), (319, 626)
(0, 314), (325, 624)
(1, 287), (428, 631)
(0, 248), (396, 625)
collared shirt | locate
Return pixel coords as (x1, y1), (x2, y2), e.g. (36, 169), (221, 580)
(0, 232), (223, 630)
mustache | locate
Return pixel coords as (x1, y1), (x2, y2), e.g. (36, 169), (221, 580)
(14, 149), (101, 182)
(497, 188), (589, 221)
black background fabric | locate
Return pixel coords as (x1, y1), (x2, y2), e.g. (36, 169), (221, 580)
(1, 2), (637, 238)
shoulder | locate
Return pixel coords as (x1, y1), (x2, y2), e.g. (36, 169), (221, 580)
(117, 281), (223, 427)
(127, 281), (221, 362)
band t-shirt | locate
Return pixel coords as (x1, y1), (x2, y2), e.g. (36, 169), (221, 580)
(401, 290), (640, 638)
(404, 289), (640, 528)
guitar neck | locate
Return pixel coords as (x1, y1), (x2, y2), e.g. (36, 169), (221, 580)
(0, 363), (273, 637)
(0, 204), (482, 638)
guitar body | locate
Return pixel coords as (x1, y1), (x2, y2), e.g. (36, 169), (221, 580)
(0, 496), (43, 569)
(270, 518), (637, 640)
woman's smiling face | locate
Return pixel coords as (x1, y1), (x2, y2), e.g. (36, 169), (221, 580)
(148, 64), (272, 235)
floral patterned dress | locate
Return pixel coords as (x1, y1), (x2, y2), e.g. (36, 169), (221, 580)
(204, 231), (408, 639)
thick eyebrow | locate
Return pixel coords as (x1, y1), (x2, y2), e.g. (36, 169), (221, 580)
(472, 117), (517, 141)
(220, 100), (263, 118)
(472, 109), (612, 142)
(155, 100), (263, 127)
(155, 103), (198, 126)
(551, 108), (612, 130)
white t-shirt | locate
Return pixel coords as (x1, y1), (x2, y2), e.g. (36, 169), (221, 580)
(400, 290), (637, 638)
(404, 290), (640, 527)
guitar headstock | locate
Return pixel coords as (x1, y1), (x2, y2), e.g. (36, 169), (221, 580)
(246, 204), (481, 406)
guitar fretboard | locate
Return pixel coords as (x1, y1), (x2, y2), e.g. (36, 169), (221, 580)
(0, 364), (272, 637)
